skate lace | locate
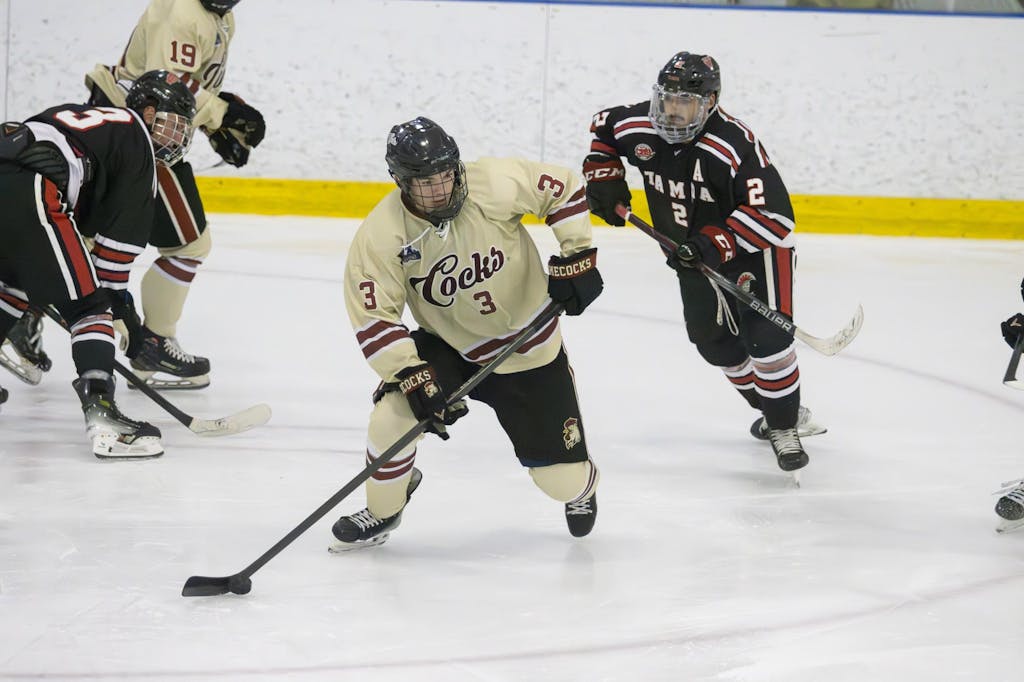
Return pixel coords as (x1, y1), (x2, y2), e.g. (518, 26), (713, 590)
(768, 427), (802, 455)
(348, 508), (384, 531)
(566, 498), (594, 515)
(163, 337), (196, 363)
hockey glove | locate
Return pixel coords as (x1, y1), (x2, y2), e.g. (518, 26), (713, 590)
(548, 248), (603, 316)
(1001, 313), (1024, 348)
(670, 225), (737, 271)
(107, 290), (144, 359)
(582, 154), (630, 226)
(218, 92), (265, 147)
(208, 129), (250, 167)
(396, 363), (465, 440)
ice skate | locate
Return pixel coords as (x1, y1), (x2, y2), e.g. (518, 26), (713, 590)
(995, 479), (1024, 534)
(0, 384), (8, 410)
(767, 426), (808, 483)
(73, 374), (163, 459)
(329, 468), (423, 552)
(129, 326), (210, 389)
(0, 310), (52, 386)
(565, 493), (597, 537)
(750, 405), (826, 441)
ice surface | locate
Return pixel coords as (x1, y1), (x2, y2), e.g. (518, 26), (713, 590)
(1, 215), (1023, 680)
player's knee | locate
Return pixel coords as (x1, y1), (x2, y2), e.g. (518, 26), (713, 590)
(160, 227), (212, 260)
(367, 390), (420, 454)
(529, 460), (600, 503)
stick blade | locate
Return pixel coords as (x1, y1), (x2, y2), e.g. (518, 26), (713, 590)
(797, 304), (864, 356)
(189, 403), (272, 437)
(182, 575), (232, 597)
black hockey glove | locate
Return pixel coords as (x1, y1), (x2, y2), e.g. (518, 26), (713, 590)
(396, 363), (466, 440)
(0, 123), (70, 196)
(218, 92), (265, 147)
(548, 248), (603, 316)
(1001, 313), (1024, 348)
(107, 289), (144, 359)
(582, 154), (630, 226)
(670, 225), (737, 271)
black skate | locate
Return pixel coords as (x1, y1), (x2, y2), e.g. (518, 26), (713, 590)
(995, 479), (1024, 533)
(129, 326), (210, 390)
(0, 309), (52, 385)
(767, 427), (809, 480)
(750, 405), (826, 441)
(329, 468), (423, 552)
(0, 384), (8, 409)
(73, 375), (163, 459)
(565, 494), (597, 537)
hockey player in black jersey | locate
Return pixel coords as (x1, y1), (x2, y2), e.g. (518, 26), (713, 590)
(0, 69), (196, 458)
(583, 52), (824, 474)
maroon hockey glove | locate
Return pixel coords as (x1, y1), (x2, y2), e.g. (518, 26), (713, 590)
(548, 247), (603, 316)
(672, 225), (737, 270)
(582, 154), (630, 226)
(396, 363), (465, 440)
(1001, 313), (1024, 348)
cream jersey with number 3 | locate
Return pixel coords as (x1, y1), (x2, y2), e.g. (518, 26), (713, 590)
(346, 157), (593, 383)
(84, 0), (235, 131)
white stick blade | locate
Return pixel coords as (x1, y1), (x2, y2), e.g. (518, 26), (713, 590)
(189, 403), (272, 437)
(796, 304), (864, 356)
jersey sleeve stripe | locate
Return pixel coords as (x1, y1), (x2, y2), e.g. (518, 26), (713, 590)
(738, 205), (792, 241)
(696, 137), (740, 173)
(545, 187), (588, 228)
(360, 328), (414, 361)
(590, 140), (617, 156)
(725, 216), (771, 250)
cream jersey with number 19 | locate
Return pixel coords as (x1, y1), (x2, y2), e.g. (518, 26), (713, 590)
(345, 157), (593, 383)
(84, 0), (235, 131)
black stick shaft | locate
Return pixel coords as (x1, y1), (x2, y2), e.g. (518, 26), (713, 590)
(232, 302), (565, 580)
(615, 206), (798, 338)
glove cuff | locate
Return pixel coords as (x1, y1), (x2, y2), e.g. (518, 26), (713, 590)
(698, 225), (737, 266)
(582, 156), (626, 183)
(548, 248), (598, 279)
(396, 364), (440, 397)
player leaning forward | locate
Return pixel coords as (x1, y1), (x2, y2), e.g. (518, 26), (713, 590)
(331, 117), (604, 550)
(0, 71), (196, 458)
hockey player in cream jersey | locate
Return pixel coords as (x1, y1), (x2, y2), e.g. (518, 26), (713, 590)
(71, 0), (264, 389)
(331, 117), (604, 550)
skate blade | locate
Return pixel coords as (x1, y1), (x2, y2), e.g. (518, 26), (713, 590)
(996, 518), (1024, 534)
(752, 422), (828, 441)
(128, 370), (210, 390)
(327, 533), (391, 553)
(0, 343), (43, 385)
(790, 471), (801, 488)
(92, 435), (164, 460)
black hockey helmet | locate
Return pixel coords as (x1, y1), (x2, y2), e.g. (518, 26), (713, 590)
(199, 0), (241, 15)
(386, 116), (468, 223)
(126, 70), (196, 166)
(650, 52), (721, 144)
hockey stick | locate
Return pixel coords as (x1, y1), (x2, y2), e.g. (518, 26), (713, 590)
(1003, 333), (1024, 390)
(41, 306), (271, 437)
(614, 205), (863, 356)
(182, 301), (566, 597)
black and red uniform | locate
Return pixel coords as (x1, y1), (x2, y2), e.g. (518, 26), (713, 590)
(0, 103), (155, 376)
(588, 102), (801, 426)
